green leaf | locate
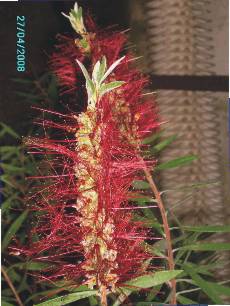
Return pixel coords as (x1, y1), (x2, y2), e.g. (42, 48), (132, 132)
(86, 80), (96, 102)
(208, 282), (230, 297)
(9, 261), (50, 271)
(180, 242), (230, 251)
(146, 239), (167, 257)
(112, 288), (131, 306)
(79, 37), (89, 50)
(89, 296), (98, 306)
(2, 210), (28, 251)
(161, 180), (220, 194)
(146, 284), (162, 301)
(155, 155), (197, 170)
(6, 268), (21, 283)
(130, 194), (156, 204)
(70, 8), (78, 20)
(1, 163), (24, 173)
(92, 57), (107, 85)
(184, 265), (223, 304)
(92, 60), (101, 84)
(100, 56), (125, 83)
(0, 123), (20, 139)
(99, 81), (125, 97)
(124, 270), (183, 290)
(76, 60), (95, 98)
(97, 56), (107, 85)
(2, 301), (15, 306)
(1, 175), (17, 188)
(141, 130), (164, 145)
(76, 7), (83, 20)
(26, 286), (87, 304)
(152, 134), (177, 153)
(136, 303), (161, 305)
(0, 146), (20, 154)
(182, 225), (230, 233)
(35, 290), (97, 306)
(1, 194), (18, 213)
(179, 261), (216, 277)
(132, 180), (150, 190)
(176, 295), (197, 304)
(76, 60), (91, 83)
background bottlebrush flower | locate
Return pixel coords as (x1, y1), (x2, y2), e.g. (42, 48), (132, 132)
(15, 3), (159, 305)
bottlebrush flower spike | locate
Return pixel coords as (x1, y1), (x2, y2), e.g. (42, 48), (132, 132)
(15, 3), (160, 305)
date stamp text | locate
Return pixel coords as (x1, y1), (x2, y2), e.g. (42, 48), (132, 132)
(16, 16), (25, 72)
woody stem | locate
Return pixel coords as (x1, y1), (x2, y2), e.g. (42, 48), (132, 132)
(2, 266), (24, 306)
(100, 285), (108, 306)
(143, 167), (177, 305)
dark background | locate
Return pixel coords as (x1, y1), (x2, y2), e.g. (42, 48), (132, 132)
(0, 0), (129, 139)
(0, 0), (228, 141)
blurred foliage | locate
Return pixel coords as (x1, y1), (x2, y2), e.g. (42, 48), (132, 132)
(1, 73), (230, 305)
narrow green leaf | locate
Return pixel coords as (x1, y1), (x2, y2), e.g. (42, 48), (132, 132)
(100, 56), (125, 83)
(208, 282), (230, 296)
(112, 289), (131, 306)
(92, 60), (101, 84)
(2, 210), (28, 251)
(1, 175), (17, 188)
(156, 155), (197, 170)
(161, 180), (220, 194)
(146, 239), (167, 257)
(0, 123), (20, 139)
(130, 194), (156, 204)
(176, 295), (197, 304)
(9, 261), (50, 271)
(76, 60), (95, 97)
(184, 265), (223, 304)
(76, 7), (82, 20)
(0, 146), (20, 153)
(179, 261), (216, 277)
(5, 268), (21, 283)
(146, 284), (162, 301)
(1, 163), (24, 173)
(89, 296), (98, 306)
(98, 56), (107, 84)
(1, 194), (18, 213)
(136, 303), (160, 305)
(99, 81), (125, 97)
(132, 180), (150, 190)
(124, 270), (183, 290)
(182, 225), (230, 233)
(2, 301), (15, 306)
(86, 80), (95, 102)
(180, 242), (230, 251)
(141, 130), (164, 145)
(25, 286), (88, 304)
(77, 60), (90, 84)
(35, 290), (97, 306)
(152, 134), (177, 153)
(70, 9), (78, 20)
